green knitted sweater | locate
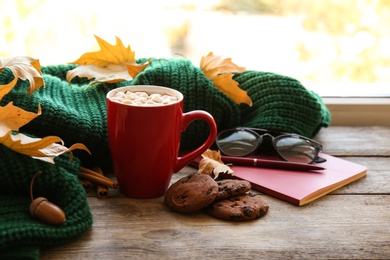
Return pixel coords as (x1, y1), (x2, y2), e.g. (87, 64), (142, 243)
(0, 58), (330, 258)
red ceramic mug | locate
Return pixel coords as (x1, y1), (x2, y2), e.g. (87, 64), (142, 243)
(106, 85), (217, 199)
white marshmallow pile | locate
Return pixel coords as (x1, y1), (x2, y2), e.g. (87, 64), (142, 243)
(111, 91), (179, 106)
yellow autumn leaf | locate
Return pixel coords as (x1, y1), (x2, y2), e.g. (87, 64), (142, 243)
(0, 56), (44, 96)
(71, 35), (135, 66)
(0, 131), (91, 164)
(67, 35), (149, 84)
(201, 52), (245, 76)
(213, 73), (253, 106)
(66, 64), (132, 85)
(0, 102), (41, 131)
(126, 59), (151, 78)
(200, 52), (252, 106)
(198, 149), (234, 179)
(0, 76), (18, 101)
(0, 101), (90, 164)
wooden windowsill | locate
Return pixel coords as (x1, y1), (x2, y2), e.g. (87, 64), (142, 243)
(323, 97), (390, 126)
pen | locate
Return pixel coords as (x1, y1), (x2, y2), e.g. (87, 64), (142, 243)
(221, 156), (325, 171)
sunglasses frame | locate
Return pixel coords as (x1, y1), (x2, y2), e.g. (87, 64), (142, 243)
(215, 127), (325, 164)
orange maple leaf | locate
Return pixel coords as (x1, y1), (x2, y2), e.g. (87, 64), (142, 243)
(200, 52), (252, 106)
(67, 35), (149, 84)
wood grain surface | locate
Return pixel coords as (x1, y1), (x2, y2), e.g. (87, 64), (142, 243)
(41, 126), (390, 259)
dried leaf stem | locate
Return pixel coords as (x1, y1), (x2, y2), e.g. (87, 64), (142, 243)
(30, 171), (42, 202)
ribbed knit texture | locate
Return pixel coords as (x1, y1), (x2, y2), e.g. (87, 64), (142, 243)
(234, 71), (331, 137)
(0, 59), (330, 257)
(0, 146), (93, 259)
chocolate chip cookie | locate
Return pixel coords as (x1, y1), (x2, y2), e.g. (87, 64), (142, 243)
(164, 173), (218, 213)
(205, 192), (269, 221)
(215, 179), (251, 200)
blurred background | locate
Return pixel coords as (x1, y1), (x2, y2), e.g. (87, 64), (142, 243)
(1, 0), (389, 97)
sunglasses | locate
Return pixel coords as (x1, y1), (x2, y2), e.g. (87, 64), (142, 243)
(215, 127), (326, 164)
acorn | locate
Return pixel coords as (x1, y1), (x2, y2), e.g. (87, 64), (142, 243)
(29, 197), (66, 226)
(29, 171), (66, 226)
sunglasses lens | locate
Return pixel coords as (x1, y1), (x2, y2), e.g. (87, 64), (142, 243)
(275, 137), (317, 163)
(217, 130), (259, 156)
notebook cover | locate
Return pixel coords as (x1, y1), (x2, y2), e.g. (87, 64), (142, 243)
(226, 153), (367, 206)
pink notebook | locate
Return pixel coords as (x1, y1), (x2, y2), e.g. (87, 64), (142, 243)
(225, 153), (367, 206)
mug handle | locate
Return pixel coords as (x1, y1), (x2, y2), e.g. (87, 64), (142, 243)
(175, 110), (217, 172)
